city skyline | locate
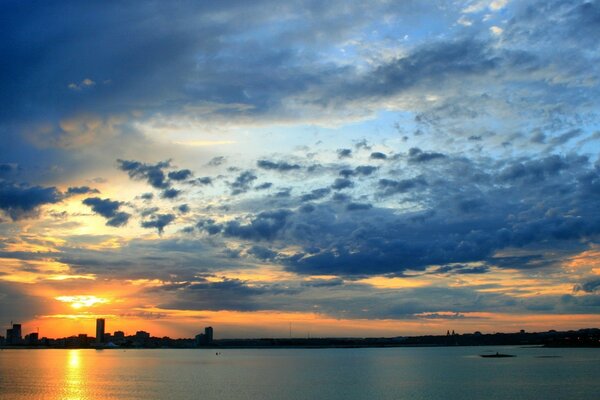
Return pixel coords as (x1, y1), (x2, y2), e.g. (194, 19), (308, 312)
(2, 1), (600, 339)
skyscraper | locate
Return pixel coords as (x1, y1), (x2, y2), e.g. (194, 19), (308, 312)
(205, 326), (213, 343)
(6, 323), (22, 345)
(96, 318), (105, 343)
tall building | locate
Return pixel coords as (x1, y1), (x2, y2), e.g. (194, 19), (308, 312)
(205, 326), (213, 343)
(6, 323), (22, 345)
(96, 318), (105, 343)
(195, 326), (214, 346)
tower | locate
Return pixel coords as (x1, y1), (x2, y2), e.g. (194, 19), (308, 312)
(96, 318), (105, 343)
(204, 326), (213, 343)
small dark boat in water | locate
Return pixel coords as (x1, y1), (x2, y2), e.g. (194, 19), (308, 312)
(480, 354), (514, 358)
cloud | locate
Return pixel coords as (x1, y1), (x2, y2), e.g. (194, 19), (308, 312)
(161, 188), (181, 199)
(82, 197), (130, 227)
(574, 279), (600, 293)
(257, 160), (301, 172)
(337, 148), (352, 159)
(193, 177), (213, 186)
(0, 181), (62, 220)
(0, 163), (17, 173)
(66, 186), (100, 196)
(339, 165), (378, 178)
(229, 171), (257, 195)
(300, 187), (331, 202)
(141, 213), (176, 234)
(331, 178), (354, 190)
(168, 169), (192, 181)
(222, 209), (291, 241)
(407, 148), (446, 163)
(255, 182), (273, 190)
(208, 157), (226, 167)
(378, 177), (427, 197)
(370, 152), (388, 160)
(117, 159), (171, 189)
(177, 204), (190, 214)
(346, 202), (373, 211)
(354, 165), (378, 176)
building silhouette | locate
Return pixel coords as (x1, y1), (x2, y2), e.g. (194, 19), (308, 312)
(6, 323), (22, 345)
(96, 318), (105, 343)
(195, 326), (214, 346)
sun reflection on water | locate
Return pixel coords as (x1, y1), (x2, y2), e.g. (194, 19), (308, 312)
(64, 350), (87, 400)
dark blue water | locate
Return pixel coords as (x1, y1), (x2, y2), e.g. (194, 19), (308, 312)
(1, 346), (598, 399)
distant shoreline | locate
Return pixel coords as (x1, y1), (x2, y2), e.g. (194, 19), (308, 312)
(2, 327), (599, 350)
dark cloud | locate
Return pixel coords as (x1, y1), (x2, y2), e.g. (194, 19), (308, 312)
(332, 192), (350, 202)
(0, 281), (52, 322)
(141, 192), (154, 200)
(229, 171), (257, 195)
(408, 147), (446, 163)
(183, 153), (600, 279)
(355, 140), (371, 150)
(208, 157), (225, 167)
(498, 155), (573, 183)
(255, 182), (273, 190)
(331, 178), (354, 190)
(299, 204), (315, 213)
(346, 202), (372, 211)
(301, 278), (344, 288)
(155, 279), (267, 312)
(432, 264), (490, 275)
(141, 213), (176, 234)
(574, 279), (600, 293)
(354, 165), (378, 176)
(370, 152), (387, 160)
(257, 160), (301, 172)
(193, 177), (213, 186)
(378, 177), (427, 197)
(117, 159), (171, 189)
(274, 188), (292, 198)
(339, 165), (377, 178)
(82, 197), (130, 227)
(339, 169), (354, 178)
(196, 218), (222, 235)
(0, 163), (17, 173)
(247, 245), (278, 261)
(337, 148), (352, 159)
(0, 181), (62, 220)
(300, 187), (331, 202)
(168, 169), (192, 181)
(222, 209), (291, 240)
(66, 186), (100, 195)
(140, 207), (160, 217)
(161, 188), (181, 199)
(177, 204), (190, 214)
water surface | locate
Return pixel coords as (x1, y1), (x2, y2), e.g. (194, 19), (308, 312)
(1, 346), (598, 399)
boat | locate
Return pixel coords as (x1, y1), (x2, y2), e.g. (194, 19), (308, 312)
(480, 352), (515, 358)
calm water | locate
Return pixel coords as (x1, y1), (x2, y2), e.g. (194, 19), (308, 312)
(1, 346), (599, 399)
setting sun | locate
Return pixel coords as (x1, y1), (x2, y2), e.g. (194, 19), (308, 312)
(55, 296), (110, 309)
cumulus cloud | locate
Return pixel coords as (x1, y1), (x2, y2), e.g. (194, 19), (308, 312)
(0, 181), (62, 220)
(229, 171), (257, 195)
(118, 159), (171, 189)
(141, 213), (176, 234)
(168, 169), (192, 181)
(407, 148), (446, 163)
(257, 160), (301, 172)
(66, 186), (100, 195)
(337, 148), (352, 159)
(82, 197), (130, 227)
(370, 152), (388, 160)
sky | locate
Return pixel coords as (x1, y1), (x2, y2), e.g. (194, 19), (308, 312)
(1, 0), (600, 339)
